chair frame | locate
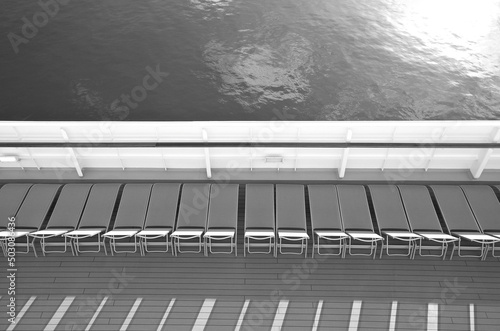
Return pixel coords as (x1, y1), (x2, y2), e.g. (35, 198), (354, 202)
(65, 229), (107, 255)
(346, 232), (384, 259)
(450, 234), (500, 260)
(485, 233), (500, 257)
(204, 230), (237, 256)
(28, 230), (73, 256)
(312, 231), (349, 258)
(379, 232), (421, 259)
(244, 231), (276, 257)
(136, 230), (172, 256)
(104, 230), (140, 255)
(278, 231), (309, 257)
(171, 230), (204, 255)
(415, 233), (458, 260)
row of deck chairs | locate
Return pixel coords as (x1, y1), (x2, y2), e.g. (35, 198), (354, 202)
(309, 185), (500, 260)
(1, 183), (500, 259)
(0, 183), (241, 257)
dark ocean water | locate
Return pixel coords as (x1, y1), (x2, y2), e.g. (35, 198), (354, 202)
(1, 0), (500, 121)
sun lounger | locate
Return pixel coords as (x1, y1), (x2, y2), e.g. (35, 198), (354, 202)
(103, 183), (153, 255)
(0, 184), (33, 256)
(136, 183), (181, 255)
(337, 185), (383, 259)
(368, 185), (421, 259)
(29, 184), (92, 256)
(0, 184), (32, 229)
(204, 184), (239, 256)
(171, 183), (210, 255)
(398, 185), (458, 259)
(244, 184), (276, 257)
(493, 185), (500, 255)
(430, 185), (500, 260)
(11, 184), (61, 257)
(308, 185), (348, 258)
(461, 185), (500, 258)
(276, 184), (309, 257)
(64, 184), (121, 255)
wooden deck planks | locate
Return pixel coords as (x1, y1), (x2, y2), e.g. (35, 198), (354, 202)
(0, 250), (499, 330)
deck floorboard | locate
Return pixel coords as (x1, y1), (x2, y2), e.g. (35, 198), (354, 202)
(1, 248), (499, 330)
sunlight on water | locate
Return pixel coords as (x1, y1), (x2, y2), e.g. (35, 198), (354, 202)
(395, 0), (500, 77)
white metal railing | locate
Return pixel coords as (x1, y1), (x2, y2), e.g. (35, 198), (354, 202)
(0, 121), (499, 179)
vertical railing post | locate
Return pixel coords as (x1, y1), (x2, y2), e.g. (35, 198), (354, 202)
(470, 127), (500, 179)
(338, 129), (352, 178)
(202, 128), (212, 178)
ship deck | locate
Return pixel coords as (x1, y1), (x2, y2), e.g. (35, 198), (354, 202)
(1, 250), (499, 331)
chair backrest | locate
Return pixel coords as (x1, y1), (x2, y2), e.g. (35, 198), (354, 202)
(114, 184), (153, 229)
(245, 184), (275, 230)
(430, 185), (480, 232)
(176, 183), (210, 229)
(46, 184), (93, 229)
(398, 185), (443, 233)
(0, 183), (32, 228)
(368, 185), (410, 232)
(337, 185), (374, 232)
(461, 185), (500, 232)
(144, 183), (181, 229)
(276, 184), (306, 231)
(78, 184), (121, 229)
(308, 185), (343, 231)
(15, 184), (61, 230)
(207, 184), (239, 229)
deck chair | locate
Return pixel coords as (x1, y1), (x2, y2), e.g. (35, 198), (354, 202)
(0, 184), (33, 256)
(11, 184), (61, 257)
(65, 184), (121, 255)
(244, 184), (276, 257)
(136, 183), (181, 256)
(171, 183), (210, 255)
(29, 184), (92, 256)
(308, 185), (348, 258)
(337, 185), (383, 259)
(103, 183), (153, 255)
(398, 185), (458, 259)
(461, 185), (500, 258)
(494, 185), (500, 248)
(430, 185), (500, 260)
(276, 184), (309, 257)
(204, 184), (239, 256)
(368, 185), (421, 259)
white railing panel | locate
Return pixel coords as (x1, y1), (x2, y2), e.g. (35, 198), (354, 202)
(121, 158), (166, 169)
(1, 121), (499, 178)
(79, 159), (123, 168)
(0, 127), (20, 141)
(485, 158), (500, 169)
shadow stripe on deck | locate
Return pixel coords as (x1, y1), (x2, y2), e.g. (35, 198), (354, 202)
(3, 296), (500, 331)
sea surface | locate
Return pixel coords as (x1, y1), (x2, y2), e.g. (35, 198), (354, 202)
(1, 0), (500, 121)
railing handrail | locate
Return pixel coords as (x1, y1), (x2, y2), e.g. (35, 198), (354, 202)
(0, 142), (499, 148)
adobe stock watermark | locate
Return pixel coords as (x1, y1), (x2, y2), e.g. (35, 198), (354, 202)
(5, 217), (17, 326)
(63, 268), (135, 330)
(382, 123), (462, 185)
(47, 64), (168, 179)
(242, 249), (333, 330)
(177, 162), (242, 227)
(7, 0), (71, 54)
(236, 107), (296, 162)
(177, 107), (296, 226)
(109, 64), (169, 120)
